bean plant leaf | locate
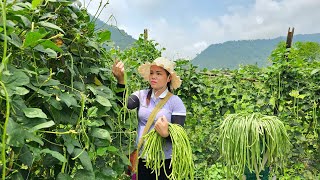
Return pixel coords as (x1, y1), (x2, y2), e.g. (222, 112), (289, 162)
(7, 119), (44, 146)
(9, 33), (23, 47)
(34, 45), (57, 58)
(14, 87), (29, 95)
(91, 128), (111, 141)
(29, 120), (55, 132)
(32, 0), (44, 8)
(2, 68), (30, 87)
(57, 173), (72, 180)
(41, 39), (63, 52)
(96, 95), (112, 107)
(60, 93), (79, 107)
(97, 30), (111, 43)
(87, 106), (98, 117)
(17, 145), (33, 167)
(7, 119), (27, 147)
(96, 146), (118, 156)
(31, 75), (60, 86)
(23, 31), (46, 47)
(38, 21), (65, 33)
(72, 148), (93, 171)
(41, 149), (67, 162)
(15, 15), (31, 27)
(73, 169), (95, 180)
(23, 108), (48, 119)
(119, 153), (131, 166)
(311, 69), (319, 75)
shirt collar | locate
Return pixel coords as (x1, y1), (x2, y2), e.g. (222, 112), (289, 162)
(151, 88), (169, 99)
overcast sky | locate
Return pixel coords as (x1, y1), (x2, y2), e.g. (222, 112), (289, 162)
(82, 0), (320, 60)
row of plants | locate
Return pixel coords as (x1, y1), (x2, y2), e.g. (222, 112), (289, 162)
(176, 42), (320, 179)
(1, 0), (319, 179)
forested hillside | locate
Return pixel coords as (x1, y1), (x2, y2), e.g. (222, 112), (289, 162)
(192, 33), (320, 69)
(94, 17), (136, 50)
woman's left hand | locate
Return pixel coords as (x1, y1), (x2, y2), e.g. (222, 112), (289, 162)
(155, 115), (169, 138)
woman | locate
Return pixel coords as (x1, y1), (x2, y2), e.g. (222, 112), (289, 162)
(112, 57), (186, 180)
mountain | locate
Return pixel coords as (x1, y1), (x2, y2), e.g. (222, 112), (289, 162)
(94, 17), (136, 50)
(192, 33), (320, 69)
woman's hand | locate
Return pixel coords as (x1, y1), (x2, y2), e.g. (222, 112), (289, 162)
(112, 60), (125, 84)
(155, 115), (169, 138)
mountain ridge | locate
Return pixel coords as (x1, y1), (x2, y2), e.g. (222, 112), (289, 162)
(192, 33), (320, 69)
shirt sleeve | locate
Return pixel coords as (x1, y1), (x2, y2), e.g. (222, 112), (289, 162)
(115, 84), (140, 109)
(171, 115), (186, 126)
(171, 95), (187, 116)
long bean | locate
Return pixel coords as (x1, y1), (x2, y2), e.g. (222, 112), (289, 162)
(141, 124), (194, 180)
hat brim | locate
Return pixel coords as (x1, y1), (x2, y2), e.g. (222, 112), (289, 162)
(138, 62), (182, 90)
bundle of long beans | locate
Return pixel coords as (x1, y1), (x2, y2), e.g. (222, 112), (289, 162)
(218, 113), (290, 179)
(141, 123), (194, 180)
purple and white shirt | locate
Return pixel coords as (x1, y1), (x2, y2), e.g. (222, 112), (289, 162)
(132, 88), (186, 159)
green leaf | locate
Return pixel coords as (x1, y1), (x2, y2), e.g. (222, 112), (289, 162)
(48, 97), (62, 110)
(87, 106), (98, 117)
(57, 173), (72, 180)
(100, 167), (117, 177)
(15, 15), (31, 27)
(91, 128), (111, 141)
(96, 95), (112, 107)
(74, 169), (95, 180)
(87, 119), (105, 127)
(60, 93), (79, 107)
(97, 30), (111, 43)
(96, 146), (118, 156)
(14, 87), (29, 95)
(9, 33), (23, 48)
(119, 153), (131, 166)
(25, 132), (44, 146)
(29, 120), (55, 132)
(41, 39), (63, 52)
(311, 69), (319, 75)
(38, 21), (65, 33)
(2, 68), (30, 87)
(73, 148), (93, 171)
(25, 84), (50, 97)
(17, 145), (33, 167)
(23, 108), (48, 119)
(23, 31), (46, 47)
(34, 44), (57, 58)
(7, 119), (44, 146)
(86, 41), (99, 51)
(32, 0), (44, 8)
(41, 149), (67, 162)
(7, 119), (27, 147)
(31, 75), (60, 86)
(106, 146), (118, 152)
(9, 172), (24, 180)
(96, 147), (107, 156)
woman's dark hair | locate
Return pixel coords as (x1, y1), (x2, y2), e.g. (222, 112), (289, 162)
(146, 69), (172, 105)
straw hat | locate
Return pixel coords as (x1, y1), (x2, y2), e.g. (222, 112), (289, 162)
(138, 57), (182, 90)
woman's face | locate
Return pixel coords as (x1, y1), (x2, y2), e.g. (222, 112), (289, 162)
(149, 65), (171, 91)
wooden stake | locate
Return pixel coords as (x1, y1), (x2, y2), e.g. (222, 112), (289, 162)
(286, 27), (294, 48)
(144, 29), (148, 41)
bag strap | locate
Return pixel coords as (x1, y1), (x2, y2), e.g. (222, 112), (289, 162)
(134, 91), (173, 172)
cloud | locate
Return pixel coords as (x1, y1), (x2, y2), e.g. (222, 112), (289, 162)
(188, 0), (320, 57)
(83, 0), (320, 60)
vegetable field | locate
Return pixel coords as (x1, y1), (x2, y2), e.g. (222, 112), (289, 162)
(0, 1), (319, 179)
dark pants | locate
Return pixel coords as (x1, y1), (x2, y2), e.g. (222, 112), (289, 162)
(137, 159), (172, 180)
(244, 166), (270, 180)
